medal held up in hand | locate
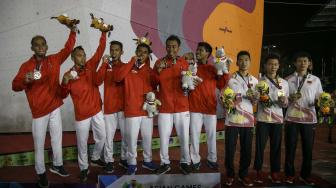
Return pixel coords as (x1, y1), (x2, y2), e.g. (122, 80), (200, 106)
(278, 90), (285, 97)
(33, 62), (42, 80)
(294, 74), (307, 100)
(33, 69), (41, 80)
(70, 70), (79, 79)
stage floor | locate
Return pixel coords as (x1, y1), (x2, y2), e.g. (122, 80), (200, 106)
(0, 126), (335, 187)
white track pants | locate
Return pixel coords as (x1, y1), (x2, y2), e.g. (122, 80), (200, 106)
(158, 112), (191, 164)
(190, 113), (217, 164)
(32, 107), (63, 174)
(103, 111), (126, 163)
(74, 111), (106, 170)
(125, 116), (153, 165)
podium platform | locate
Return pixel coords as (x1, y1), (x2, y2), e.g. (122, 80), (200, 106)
(98, 173), (221, 188)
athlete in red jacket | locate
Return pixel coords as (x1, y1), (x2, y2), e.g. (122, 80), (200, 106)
(114, 42), (158, 175)
(96, 40), (128, 173)
(153, 35), (192, 175)
(12, 26), (76, 187)
(189, 42), (229, 171)
(60, 31), (106, 182)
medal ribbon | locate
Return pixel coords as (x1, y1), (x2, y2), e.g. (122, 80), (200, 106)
(265, 75), (282, 89)
(297, 74), (307, 94)
(236, 71), (251, 88)
(35, 62), (42, 71)
(134, 59), (145, 70)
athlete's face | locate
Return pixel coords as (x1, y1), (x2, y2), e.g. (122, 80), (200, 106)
(237, 54), (251, 71)
(166, 40), (180, 59)
(294, 57), (310, 73)
(265, 58), (280, 75)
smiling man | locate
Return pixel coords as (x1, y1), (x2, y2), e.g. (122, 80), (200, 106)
(59, 31), (107, 183)
(12, 25), (76, 187)
(189, 42), (229, 172)
(96, 41), (128, 173)
(113, 40), (158, 175)
(153, 35), (192, 175)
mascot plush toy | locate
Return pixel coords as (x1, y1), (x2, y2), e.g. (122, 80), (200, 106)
(181, 63), (203, 96)
(143, 92), (161, 118)
(214, 46), (232, 75)
(51, 13), (80, 33)
(256, 80), (273, 107)
(90, 13), (113, 36)
(183, 52), (195, 65)
(220, 87), (236, 114)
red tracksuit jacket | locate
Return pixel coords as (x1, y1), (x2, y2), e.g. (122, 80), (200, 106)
(152, 57), (189, 113)
(114, 57), (154, 117)
(189, 62), (230, 115)
(12, 31), (76, 118)
(60, 32), (106, 121)
(96, 60), (125, 114)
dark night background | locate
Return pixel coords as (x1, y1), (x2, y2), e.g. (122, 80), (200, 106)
(262, 0), (336, 92)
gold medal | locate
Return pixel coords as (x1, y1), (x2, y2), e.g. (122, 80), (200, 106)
(295, 92), (302, 99)
(278, 90), (285, 97)
(246, 88), (254, 97)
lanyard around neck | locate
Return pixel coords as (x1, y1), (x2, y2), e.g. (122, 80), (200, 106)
(297, 74), (307, 93)
(237, 71), (251, 88)
(265, 75), (282, 89)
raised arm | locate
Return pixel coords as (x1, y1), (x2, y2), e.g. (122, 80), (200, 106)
(95, 56), (109, 86)
(59, 71), (75, 98)
(217, 73), (230, 91)
(113, 57), (135, 82)
(52, 30), (77, 65)
(151, 60), (161, 88)
(87, 32), (107, 70)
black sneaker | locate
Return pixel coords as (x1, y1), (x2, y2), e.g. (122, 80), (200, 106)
(91, 159), (106, 167)
(37, 172), (49, 188)
(119, 159), (128, 169)
(179, 163), (192, 175)
(206, 160), (219, 170)
(79, 169), (90, 183)
(192, 162), (201, 171)
(105, 162), (114, 174)
(49, 165), (70, 177)
(156, 164), (171, 175)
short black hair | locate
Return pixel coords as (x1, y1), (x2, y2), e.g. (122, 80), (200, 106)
(293, 51), (311, 62)
(71, 46), (85, 57)
(136, 43), (152, 54)
(198, 42), (213, 57)
(110, 40), (123, 51)
(237, 50), (250, 60)
(166, 35), (181, 46)
(31, 35), (46, 46)
(264, 53), (280, 65)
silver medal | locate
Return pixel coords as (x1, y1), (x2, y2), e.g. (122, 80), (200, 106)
(70, 70), (78, 79)
(33, 70), (41, 80)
